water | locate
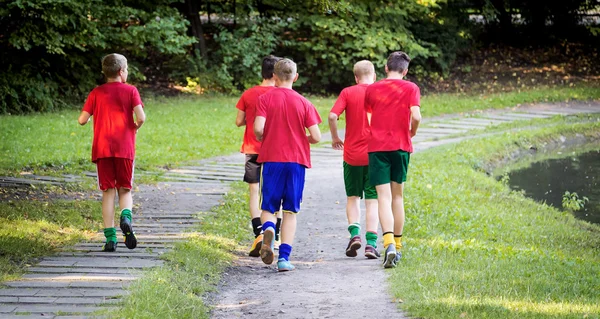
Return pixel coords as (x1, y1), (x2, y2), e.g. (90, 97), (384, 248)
(505, 149), (600, 224)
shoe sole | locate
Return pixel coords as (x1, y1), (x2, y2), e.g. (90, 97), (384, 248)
(249, 240), (262, 257)
(345, 240), (362, 257)
(365, 251), (379, 259)
(102, 242), (117, 252)
(278, 266), (295, 272)
(260, 230), (274, 265)
(120, 219), (137, 250)
(383, 251), (397, 268)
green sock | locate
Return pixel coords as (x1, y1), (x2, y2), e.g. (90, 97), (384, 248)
(104, 227), (117, 243)
(348, 223), (360, 237)
(120, 208), (132, 222)
(366, 231), (378, 248)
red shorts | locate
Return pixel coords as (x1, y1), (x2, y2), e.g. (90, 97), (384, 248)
(96, 158), (134, 191)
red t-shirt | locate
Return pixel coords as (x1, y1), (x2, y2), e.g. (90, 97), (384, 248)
(330, 84), (371, 166)
(82, 82), (143, 163)
(236, 85), (274, 154)
(365, 79), (420, 153)
(256, 88), (322, 168)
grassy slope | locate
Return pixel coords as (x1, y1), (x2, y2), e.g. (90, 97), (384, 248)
(395, 116), (600, 319)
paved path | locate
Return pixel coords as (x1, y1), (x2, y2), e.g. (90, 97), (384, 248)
(0, 101), (599, 318)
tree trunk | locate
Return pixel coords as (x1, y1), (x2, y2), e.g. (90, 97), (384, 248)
(186, 0), (207, 58)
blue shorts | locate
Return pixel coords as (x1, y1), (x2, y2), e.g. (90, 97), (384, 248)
(260, 162), (306, 214)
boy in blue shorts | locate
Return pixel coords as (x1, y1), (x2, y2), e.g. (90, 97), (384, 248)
(254, 58), (322, 271)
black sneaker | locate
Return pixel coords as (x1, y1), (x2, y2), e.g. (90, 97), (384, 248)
(120, 216), (137, 249)
(102, 241), (117, 252)
(382, 245), (397, 269)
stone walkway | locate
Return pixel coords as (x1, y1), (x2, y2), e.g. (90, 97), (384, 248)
(0, 101), (599, 318)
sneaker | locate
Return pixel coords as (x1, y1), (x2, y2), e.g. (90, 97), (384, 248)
(260, 227), (275, 265)
(120, 216), (137, 250)
(394, 251), (402, 263)
(382, 244), (397, 269)
(364, 244), (380, 259)
(277, 258), (295, 272)
(102, 241), (117, 252)
(345, 235), (362, 257)
(249, 234), (263, 257)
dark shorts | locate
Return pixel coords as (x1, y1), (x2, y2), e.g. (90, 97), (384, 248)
(343, 162), (377, 199)
(368, 150), (410, 186)
(96, 158), (134, 191)
(244, 154), (261, 184)
(260, 162), (306, 214)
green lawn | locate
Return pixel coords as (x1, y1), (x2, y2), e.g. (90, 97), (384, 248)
(0, 84), (598, 176)
(395, 116), (600, 319)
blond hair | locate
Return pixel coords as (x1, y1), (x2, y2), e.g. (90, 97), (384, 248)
(274, 58), (297, 82)
(101, 53), (127, 78)
(353, 60), (375, 79)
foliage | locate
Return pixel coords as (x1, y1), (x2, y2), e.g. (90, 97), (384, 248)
(0, 0), (195, 113)
(562, 191), (589, 212)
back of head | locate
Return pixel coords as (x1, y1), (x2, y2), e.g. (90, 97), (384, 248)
(274, 58), (297, 82)
(386, 51), (411, 73)
(102, 53), (127, 78)
(353, 60), (375, 79)
(262, 55), (282, 80)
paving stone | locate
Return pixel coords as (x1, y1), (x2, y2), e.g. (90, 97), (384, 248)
(499, 112), (550, 119)
(34, 288), (127, 297)
(10, 304), (110, 314)
(74, 243), (172, 249)
(0, 305), (17, 312)
(54, 297), (121, 305)
(417, 127), (469, 134)
(38, 257), (163, 268)
(0, 315), (54, 319)
(428, 122), (487, 130)
(22, 273), (137, 281)
(0, 288), (40, 296)
(0, 296), (19, 302)
(451, 118), (507, 126)
(28, 267), (142, 275)
(15, 297), (59, 303)
(57, 252), (162, 258)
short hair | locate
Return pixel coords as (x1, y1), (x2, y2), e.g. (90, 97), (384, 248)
(274, 58), (297, 82)
(262, 55), (281, 80)
(386, 51), (411, 73)
(353, 60), (375, 78)
(101, 53), (127, 78)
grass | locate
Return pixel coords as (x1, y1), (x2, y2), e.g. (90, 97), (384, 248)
(394, 115), (600, 319)
(0, 84), (598, 177)
(117, 182), (251, 319)
(0, 197), (102, 281)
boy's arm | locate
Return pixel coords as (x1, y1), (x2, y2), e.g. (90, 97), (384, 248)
(133, 104), (146, 129)
(235, 110), (246, 127)
(307, 124), (321, 144)
(254, 116), (266, 141)
(78, 111), (91, 126)
(328, 112), (343, 150)
(410, 106), (421, 137)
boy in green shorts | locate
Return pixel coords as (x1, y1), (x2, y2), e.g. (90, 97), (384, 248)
(364, 51), (422, 268)
(329, 60), (380, 259)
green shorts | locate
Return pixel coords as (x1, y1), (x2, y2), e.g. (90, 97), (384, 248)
(343, 162), (377, 199)
(368, 150), (411, 186)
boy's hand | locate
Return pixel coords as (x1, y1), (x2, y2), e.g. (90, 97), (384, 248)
(332, 137), (344, 150)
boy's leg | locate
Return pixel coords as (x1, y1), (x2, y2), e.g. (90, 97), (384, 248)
(369, 152), (396, 268)
(389, 150), (410, 262)
(343, 162), (363, 257)
(275, 209), (283, 246)
(115, 159), (136, 249)
(245, 155), (263, 257)
(258, 163), (285, 265)
(364, 165), (379, 259)
(97, 158), (118, 252)
(277, 163), (305, 272)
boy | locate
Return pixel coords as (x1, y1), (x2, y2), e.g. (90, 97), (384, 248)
(78, 53), (146, 252)
(328, 60), (380, 259)
(235, 55), (283, 257)
(254, 58), (322, 272)
(364, 51), (421, 268)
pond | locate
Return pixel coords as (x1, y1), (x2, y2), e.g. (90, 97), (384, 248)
(504, 149), (600, 225)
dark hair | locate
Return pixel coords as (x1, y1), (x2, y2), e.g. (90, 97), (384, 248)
(386, 51), (411, 73)
(262, 55), (281, 79)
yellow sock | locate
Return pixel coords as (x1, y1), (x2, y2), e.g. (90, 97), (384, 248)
(383, 233), (394, 249)
(395, 235), (403, 250)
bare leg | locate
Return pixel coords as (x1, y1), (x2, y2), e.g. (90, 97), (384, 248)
(365, 199), (378, 233)
(390, 182), (405, 236)
(118, 187), (132, 212)
(346, 196), (361, 225)
(280, 212), (297, 245)
(248, 183), (260, 219)
(375, 183), (393, 233)
(102, 188), (116, 228)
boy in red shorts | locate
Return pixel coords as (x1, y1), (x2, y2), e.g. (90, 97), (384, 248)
(78, 53), (146, 252)
(329, 60), (380, 259)
(364, 51), (421, 268)
(254, 58), (322, 271)
(235, 55), (283, 257)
